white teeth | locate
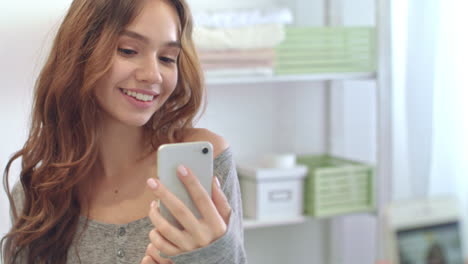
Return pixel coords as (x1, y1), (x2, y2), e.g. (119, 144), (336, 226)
(122, 89), (154, 102)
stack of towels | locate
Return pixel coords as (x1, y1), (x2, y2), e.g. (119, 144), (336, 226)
(275, 27), (377, 75)
(193, 8), (293, 78)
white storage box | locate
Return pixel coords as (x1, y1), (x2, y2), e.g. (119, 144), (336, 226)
(237, 165), (308, 220)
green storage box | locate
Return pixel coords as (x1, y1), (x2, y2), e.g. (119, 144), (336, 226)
(275, 27), (376, 74)
(297, 155), (374, 217)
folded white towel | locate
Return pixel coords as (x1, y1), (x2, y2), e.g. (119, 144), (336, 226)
(194, 24), (285, 50)
(193, 7), (293, 28)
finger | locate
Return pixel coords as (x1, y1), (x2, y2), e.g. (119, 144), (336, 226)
(148, 201), (193, 250)
(141, 255), (158, 264)
(146, 243), (174, 264)
(145, 243), (161, 262)
(176, 165), (223, 224)
(147, 178), (200, 233)
(149, 228), (181, 256)
(211, 176), (232, 224)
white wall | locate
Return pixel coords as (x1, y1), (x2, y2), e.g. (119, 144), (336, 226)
(199, 82), (327, 162)
(0, 0), (73, 240)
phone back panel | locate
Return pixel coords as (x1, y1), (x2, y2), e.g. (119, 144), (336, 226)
(157, 141), (213, 229)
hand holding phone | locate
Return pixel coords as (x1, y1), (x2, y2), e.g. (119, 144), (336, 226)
(146, 141), (232, 256)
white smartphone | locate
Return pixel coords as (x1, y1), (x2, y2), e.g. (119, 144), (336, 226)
(384, 196), (464, 264)
(157, 141), (213, 230)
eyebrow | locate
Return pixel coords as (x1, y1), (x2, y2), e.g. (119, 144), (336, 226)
(121, 30), (181, 48)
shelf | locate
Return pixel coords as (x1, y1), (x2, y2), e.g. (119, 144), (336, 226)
(243, 215), (308, 230)
(243, 211), (378, 230)
(205, 72), (376, 85)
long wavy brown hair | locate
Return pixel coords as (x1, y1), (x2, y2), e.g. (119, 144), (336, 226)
(1, 0), (204, 263)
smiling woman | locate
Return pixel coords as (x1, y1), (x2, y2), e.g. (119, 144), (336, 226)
(0, 0), (246, 264)
(94, 0), (183, 130)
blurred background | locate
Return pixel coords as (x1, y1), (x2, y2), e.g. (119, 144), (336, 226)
(0, 0), (466, 263)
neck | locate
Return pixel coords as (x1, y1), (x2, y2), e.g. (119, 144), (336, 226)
(78, 116), (158, 213)
(94, 116), (155, 183)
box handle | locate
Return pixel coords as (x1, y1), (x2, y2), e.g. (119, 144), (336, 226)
(268, 190), (292, 202)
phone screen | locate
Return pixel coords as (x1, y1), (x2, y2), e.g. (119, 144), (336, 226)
(396, 222), (463, 264)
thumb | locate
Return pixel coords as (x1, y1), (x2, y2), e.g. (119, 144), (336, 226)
(211, 176), (231, 224)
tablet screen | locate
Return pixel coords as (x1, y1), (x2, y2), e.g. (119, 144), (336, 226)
(397, 222), (463, 264)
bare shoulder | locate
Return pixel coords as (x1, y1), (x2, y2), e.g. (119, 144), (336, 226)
(182, 128), (230, 158)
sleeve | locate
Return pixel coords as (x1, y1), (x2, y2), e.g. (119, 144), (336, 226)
(168, 147), (248, 264)
(8, 181), (29, 263)
(10, 181), (25, 224)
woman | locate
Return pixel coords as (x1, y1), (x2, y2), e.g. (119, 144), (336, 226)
(0, 0), (246, 263)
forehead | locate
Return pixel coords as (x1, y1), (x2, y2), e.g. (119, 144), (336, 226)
(123, 0), (181, 43)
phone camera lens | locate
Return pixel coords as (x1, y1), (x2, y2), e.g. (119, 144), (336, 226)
(202, 147), (209, 154)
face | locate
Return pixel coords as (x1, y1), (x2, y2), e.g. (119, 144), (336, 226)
(94, 0), (181, 128)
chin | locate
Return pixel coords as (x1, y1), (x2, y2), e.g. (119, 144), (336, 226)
(131, 119), (152, 128)
(119, 115), (153, 128)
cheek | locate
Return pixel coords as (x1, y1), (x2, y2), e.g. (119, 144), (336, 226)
(93, 74), (111, 104)
(162, 68), (178, 96)
(106, 59), (135, 86)
(94, 60), (134, 103)
(168, 70), (178, 92)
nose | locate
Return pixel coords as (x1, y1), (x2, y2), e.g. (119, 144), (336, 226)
(135, 57), (163, 84)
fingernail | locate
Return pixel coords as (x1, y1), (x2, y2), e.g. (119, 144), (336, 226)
(151, 200), (156, 208)
(177, 165), (188, 176)
(147, 178), (158, 190)
(215, 177), (221, 188)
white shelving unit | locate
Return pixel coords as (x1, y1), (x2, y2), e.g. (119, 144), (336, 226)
(195, 0), (391, 263)
(243, 216), (309, 230)
(206, 72), (377, 85)
(243, 210), (379, 230)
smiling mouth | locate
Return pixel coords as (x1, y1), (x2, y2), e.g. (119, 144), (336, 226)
(119, 88), (157, 102)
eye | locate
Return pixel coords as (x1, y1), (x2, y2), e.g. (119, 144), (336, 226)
(118, 48), (137, 56)
(159, 56), (176, 64)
